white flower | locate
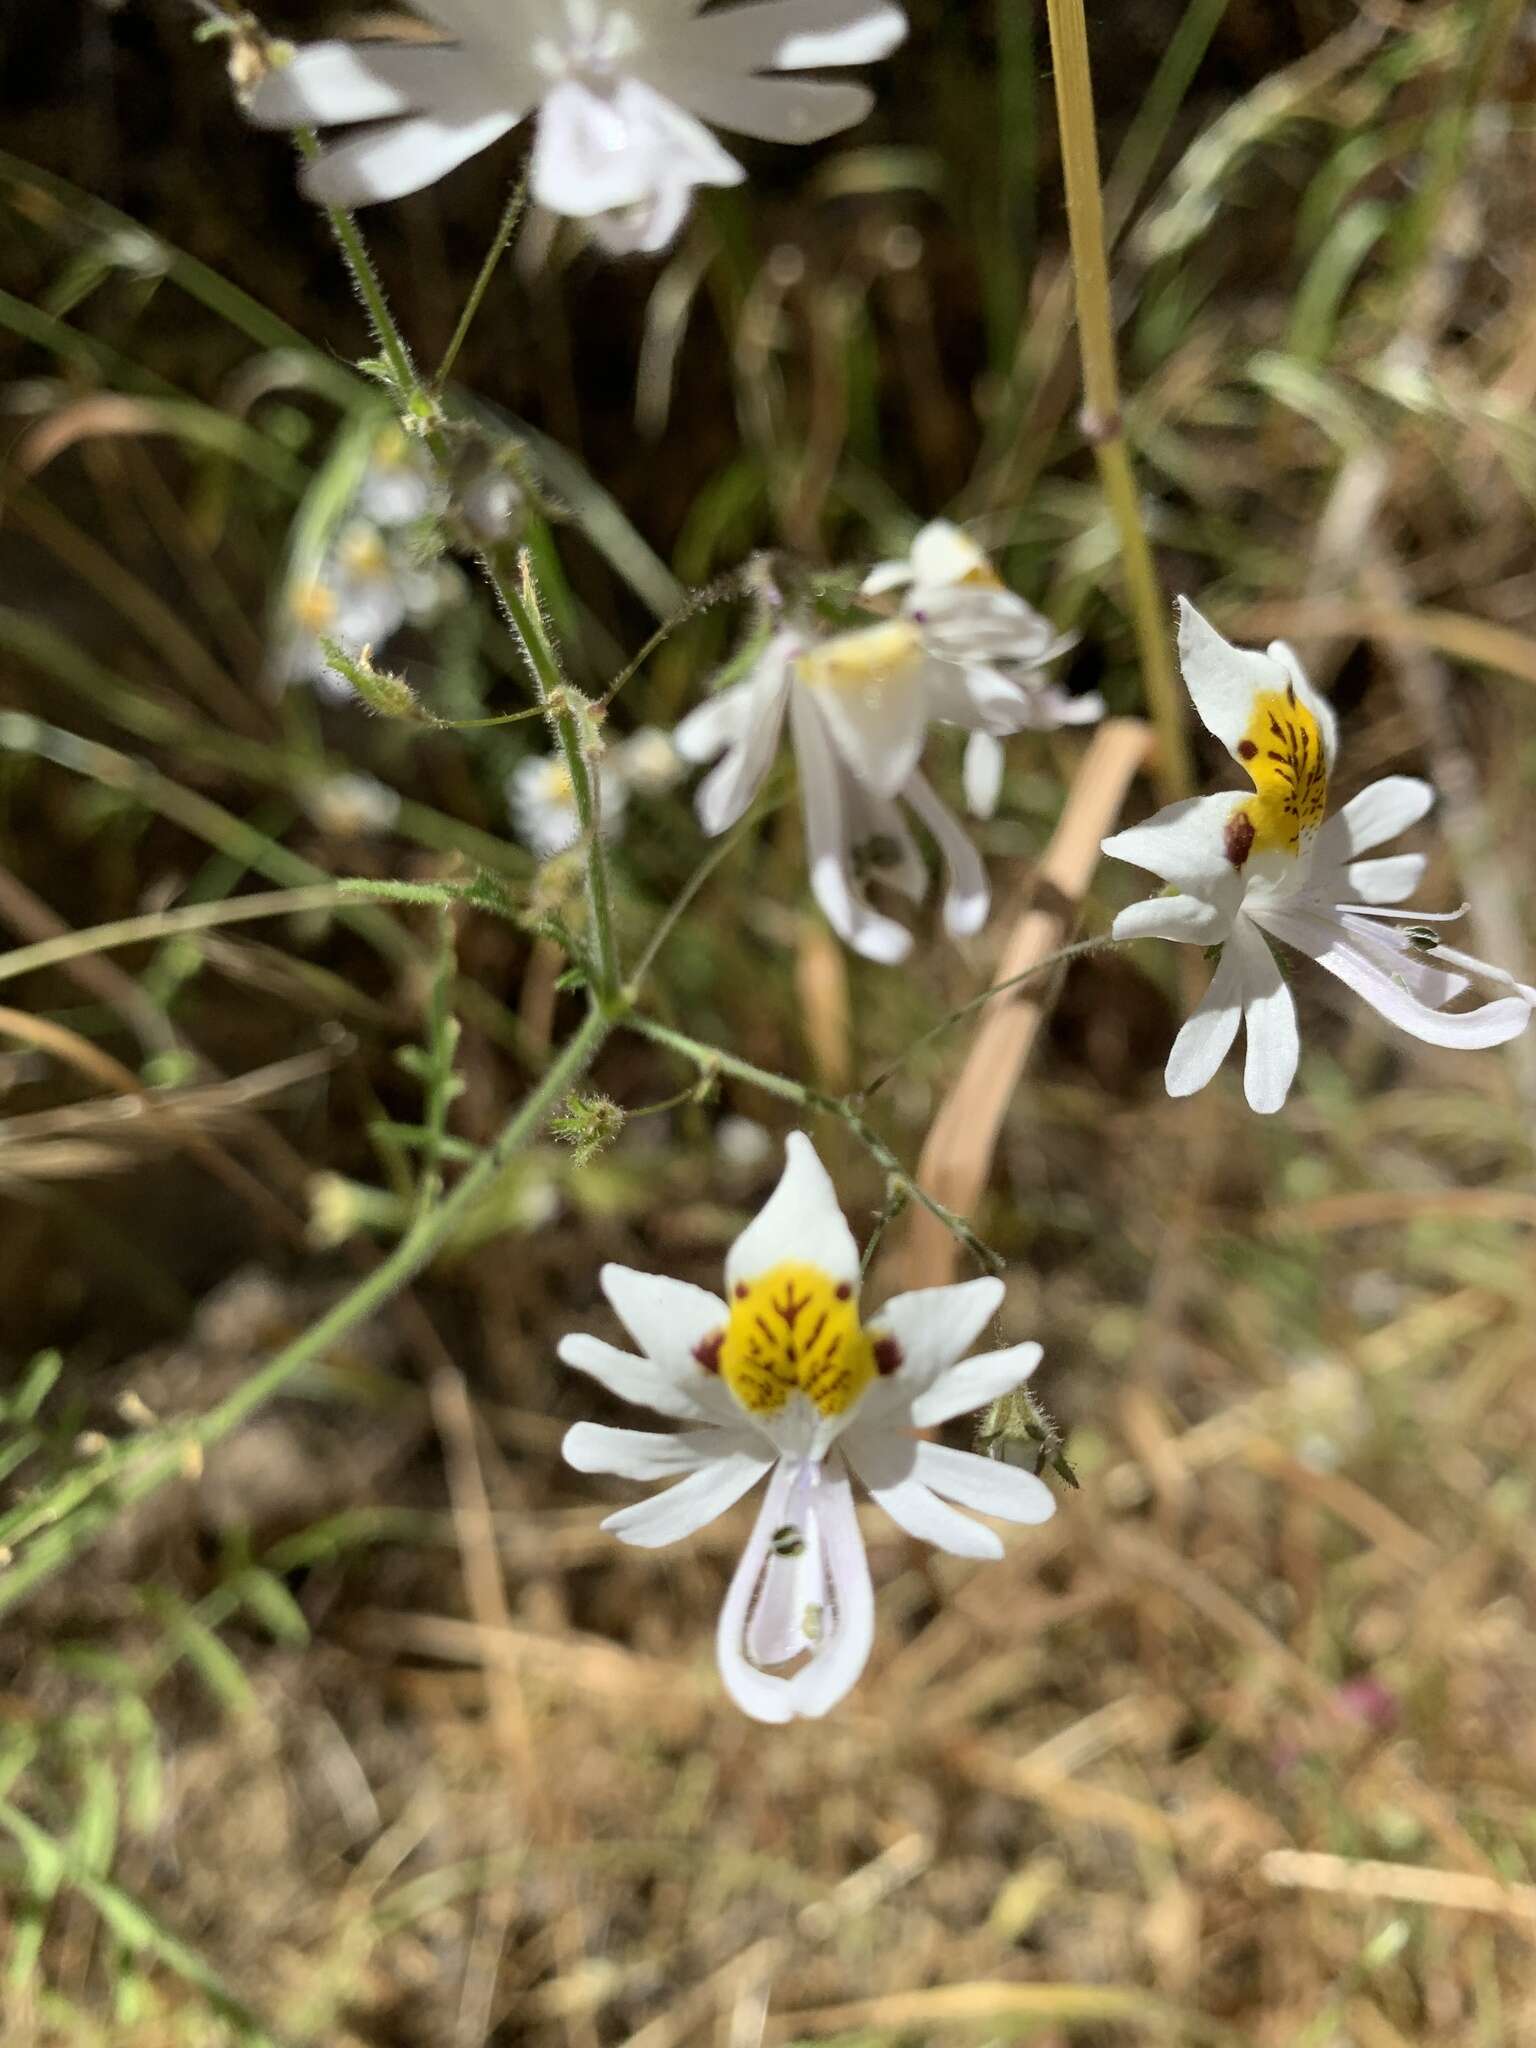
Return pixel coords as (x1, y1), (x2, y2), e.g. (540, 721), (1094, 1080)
(616, 724), (685, 796)
(507, 748), (627, 857)
(863, 519), (1100, 819)
(304, 771), (402, 838)
(674, 621), (992, 964)
(1103, 599), (1534, 1113)
(247, 0), (907, 254)
(281, 521), (413, 695)
(559, 1134), (1052, 1721)
(354, 423), (438, 529)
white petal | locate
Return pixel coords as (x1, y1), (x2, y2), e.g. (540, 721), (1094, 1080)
(902, 771), (990, 938)
(1273, 907), (1535, 1049)
(1036, 687), (1105, 728)
(796, 632), (929, 801)
(845, 778), (927, 903)
(1112, 891), (1233, 945)
(532, 78), (656, 217)
(654, 69), (877, 143)
(562, 1421), (733, 1479)
(601, 1450), (771, 1548)
(914, 1440), (1057, 1524)
(585, 180), (696, 256)
(1165, 940), (1246, 1100)
(1176, 598), (1305, 759)
(915, 586), (1065, 669)
(866, 1276), (1004, 1390)
(1312, 775), (1433, 864)
(910, 1341), (1043, 1428)
(792, 689), (914, 963)
(715, 1460), (875, 1721)
(962, 731), (1004, 819)
(249, 42), (421, 126)
(778, 1465), (875, 1716)
(670, 0), (907, 74)
(1307, 910), (1471, 1008)
(725, 1132), (860, 1292)
(689, 640), (795, 833)
(1340, 854), (1426, 906)
(303, 109), (518, 207)
(745, 1528), (821, 1667)
(861, 560), (912, 597)
(1230, 918), (1298, 1114)
(558, 1333), (734, 1424)
(716, 1462), (800, 1721)
(674, 679), (752, 763)
(909, 519), (991, 586)
(533, 78), (742, 224)
(842, 1428), (1002, 1558)
(1102, 794), (1247, 896)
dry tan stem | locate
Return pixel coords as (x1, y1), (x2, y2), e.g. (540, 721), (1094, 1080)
(1261, 1849), (1536, 1923)
(886, 718), (1153, 1290)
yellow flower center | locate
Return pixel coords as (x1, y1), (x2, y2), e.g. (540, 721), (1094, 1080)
(338, 529), (390, 580)
(540, 763), (575, 805)
(291, 582), (338, 634)
(1225, 682), (1329, 866)
(795, 620), (924, 697)
(701, 1262), (896, 1420)
(961, 562), (1005, 590)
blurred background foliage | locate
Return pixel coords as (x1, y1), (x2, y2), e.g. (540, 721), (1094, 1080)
(3, 1), (1536, 2042)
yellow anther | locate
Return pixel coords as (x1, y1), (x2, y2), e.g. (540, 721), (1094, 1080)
(712, 1262), (880, 1420)
(1226, 684), (1329, 865)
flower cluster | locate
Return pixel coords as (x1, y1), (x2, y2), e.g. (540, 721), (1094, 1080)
(280, 425), (448, 698)
(675, 523), (1090, 963)
(1103, 604), (1534, 1112)
(507, 726), (682, 858)
(560, 1135), (1051, 1719)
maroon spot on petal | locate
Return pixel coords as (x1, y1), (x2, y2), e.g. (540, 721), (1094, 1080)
(1237, 739), (1258, 760)
(835, 1282), (852, 1301)
(693, 1330), (724, 1375)
(873, 1336), (903, 1376)
(734, 1282), (749, 1300)
(1224, 810), (1256, 869)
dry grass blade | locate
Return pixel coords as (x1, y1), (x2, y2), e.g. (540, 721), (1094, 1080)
(765, 1979), (1246, 2042)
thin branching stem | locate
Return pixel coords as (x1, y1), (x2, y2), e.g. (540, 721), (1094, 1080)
(1042, 0), (1192, 801)
(625, 1014), (1004, 1275)
(483, 547), (623, 1002)
(435, 175), (527, 390)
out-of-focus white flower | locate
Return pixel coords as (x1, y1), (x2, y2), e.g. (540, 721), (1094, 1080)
(247, 0), (907, 254)
(863, 519), (1099, 818)
(676, 621), (991, 963)
(304, 771), (403, 838)
(560, 1133), (1051, 1721)
(1103, 600), (1534, 1113)
(457, 465), (523, 543)
(354, 422), (438, 528)
(617, 724), (685, 796)
(715, 1113), (774, 1171)
(282, 522), (410, 695)
(507, 748), (628, 857)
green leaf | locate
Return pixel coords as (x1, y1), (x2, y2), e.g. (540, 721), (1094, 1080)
(234, 1569), (310, 1648)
